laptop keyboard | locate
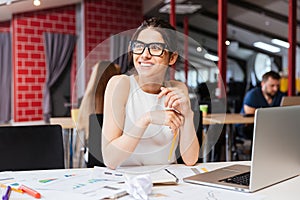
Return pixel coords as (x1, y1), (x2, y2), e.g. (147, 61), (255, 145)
(220, 172), (250, 186)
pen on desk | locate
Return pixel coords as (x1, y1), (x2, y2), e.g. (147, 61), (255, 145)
(19, 185), (41, 199)
(2, 185), (11, 200)
(168, 129), (178, 162)
(0, 184), (23, 194)
(165, 168), (179, 183)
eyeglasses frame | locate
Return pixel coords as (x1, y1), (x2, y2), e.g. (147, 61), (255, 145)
(130, 40), (168, 57)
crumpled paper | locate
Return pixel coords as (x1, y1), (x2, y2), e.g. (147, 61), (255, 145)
(125, 174), (153, 200)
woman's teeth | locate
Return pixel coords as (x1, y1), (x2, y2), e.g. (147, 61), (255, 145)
(140, 63), (152, 67)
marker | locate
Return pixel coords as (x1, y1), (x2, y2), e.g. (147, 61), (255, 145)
(0, 184), (23, 194)
(0, 178), (14, 182)
(2, 186), (11, 200)
(19, 185), (41, 199)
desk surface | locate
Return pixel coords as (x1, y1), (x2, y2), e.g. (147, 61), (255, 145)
(0, 161), (299, 200)
(50, 117), (76, 129)
(203, 113), (254, 125)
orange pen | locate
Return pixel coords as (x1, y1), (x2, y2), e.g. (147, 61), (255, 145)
(19, 185), (41, 199)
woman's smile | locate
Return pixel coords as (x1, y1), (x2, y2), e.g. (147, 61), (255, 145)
(139, 61), (154, 67)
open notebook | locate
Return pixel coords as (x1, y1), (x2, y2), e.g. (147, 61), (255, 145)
(119, 165), (178, 185)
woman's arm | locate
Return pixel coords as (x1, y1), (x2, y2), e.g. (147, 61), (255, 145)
(102, 75), (149, 169)
(158, 82), (200, 166)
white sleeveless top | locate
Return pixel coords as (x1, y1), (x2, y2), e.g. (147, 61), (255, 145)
(120, 75), (179, 166)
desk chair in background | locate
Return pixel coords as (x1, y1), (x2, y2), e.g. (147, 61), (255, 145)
(87, 113), (105, 167)
(0, 125), (65, 171)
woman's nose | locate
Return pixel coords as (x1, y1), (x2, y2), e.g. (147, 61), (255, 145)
(141, 47), (151, 58)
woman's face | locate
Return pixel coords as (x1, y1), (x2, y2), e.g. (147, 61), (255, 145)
(133, 28), (177, 78)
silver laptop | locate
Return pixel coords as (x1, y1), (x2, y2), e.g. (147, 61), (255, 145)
(280, 96), (300, 107)
(184, 106), (300, 192)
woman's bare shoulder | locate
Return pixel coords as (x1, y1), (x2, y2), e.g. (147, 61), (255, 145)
(107, 74), (130, 88)
(106, 75), (131, 102)
(169, 80), (187, 88)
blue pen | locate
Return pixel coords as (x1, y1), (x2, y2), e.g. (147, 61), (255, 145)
(2, 185), (11, 200)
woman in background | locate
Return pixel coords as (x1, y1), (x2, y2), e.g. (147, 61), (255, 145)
(75, 61), (120, 167)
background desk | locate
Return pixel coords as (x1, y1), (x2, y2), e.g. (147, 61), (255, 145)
(203, 113), (254, 125)
(202, 114), (254, 161)
(0, 161), (299, 200)
(50, 117), (76, 168)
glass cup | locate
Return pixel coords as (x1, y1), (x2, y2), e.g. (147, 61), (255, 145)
(200, 104), (208, 117)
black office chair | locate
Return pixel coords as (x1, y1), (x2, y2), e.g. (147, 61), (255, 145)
(87, 114), (105, 167)
(0, 125), (65, 171)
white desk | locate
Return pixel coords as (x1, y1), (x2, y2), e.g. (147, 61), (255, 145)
(0, 161), (299, 200)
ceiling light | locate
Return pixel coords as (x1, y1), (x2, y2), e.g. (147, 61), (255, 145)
(225, 40), (230, 46)
(159, 4), (202, 14)
(33, 0), (40, 6)
(271, 39), (290, 48)
(204, 53), (219, 61)
(253, 42), (281, 53)
(196, 47), (202, 52)
(0, 0), (25, 6)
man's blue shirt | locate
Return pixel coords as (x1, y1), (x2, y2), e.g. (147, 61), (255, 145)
(240, 87), (284, 114)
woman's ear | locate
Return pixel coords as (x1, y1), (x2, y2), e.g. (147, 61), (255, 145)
(168, 52), (178, 65)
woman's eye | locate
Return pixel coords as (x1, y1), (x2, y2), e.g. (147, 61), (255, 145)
(135, 44), (144, 49)
(150, 44), (162, 50)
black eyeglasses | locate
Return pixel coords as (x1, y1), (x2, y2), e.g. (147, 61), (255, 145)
(130, 40), (168, 56)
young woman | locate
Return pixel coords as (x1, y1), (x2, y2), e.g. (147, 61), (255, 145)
(102, 17), (199, 169)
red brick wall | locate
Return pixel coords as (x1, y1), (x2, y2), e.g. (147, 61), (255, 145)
(12, 6), (76, 122)
(84, 0), (143, 80)
(0, 21), (10, 32)
(8, 0), (143, 122)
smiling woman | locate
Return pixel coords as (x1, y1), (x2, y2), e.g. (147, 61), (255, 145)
(101, 17), (200, 169)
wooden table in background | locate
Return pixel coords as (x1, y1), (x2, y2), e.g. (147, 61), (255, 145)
(203, 113), (254, 125)
(50, 117), (76, 129)
(202, 113), (254, 161)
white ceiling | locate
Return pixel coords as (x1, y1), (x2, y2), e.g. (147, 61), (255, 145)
(1, 0), (300, 69)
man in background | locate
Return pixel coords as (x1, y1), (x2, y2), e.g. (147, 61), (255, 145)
(241, 70), (284, 115)
(237, 71), (284, 146)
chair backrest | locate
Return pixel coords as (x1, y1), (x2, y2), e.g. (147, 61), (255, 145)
(87, 114), (105, 167)
(0, 125), (65, 171)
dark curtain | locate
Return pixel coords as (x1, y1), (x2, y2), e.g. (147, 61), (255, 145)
(110, 35), (131, 73)
(0, 33), (12, 123)
(43, 32), (76, 122)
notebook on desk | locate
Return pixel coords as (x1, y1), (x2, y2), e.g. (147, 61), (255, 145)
(184, 106), (300, 192)
(119, 165), (178, 185)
